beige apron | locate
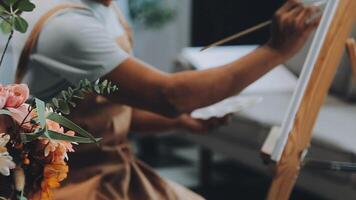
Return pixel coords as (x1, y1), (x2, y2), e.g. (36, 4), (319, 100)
(16, 4), (204, 200)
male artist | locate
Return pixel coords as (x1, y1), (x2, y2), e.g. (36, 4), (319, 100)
(13, 0), (320, 199)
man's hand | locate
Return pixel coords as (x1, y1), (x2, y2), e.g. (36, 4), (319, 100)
(177, 114), (231, 133)
(267, 0), (321, 59)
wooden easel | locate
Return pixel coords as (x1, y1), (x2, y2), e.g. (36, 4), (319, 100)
(265, 0), (356, 199)
(346, 38), (356, 79)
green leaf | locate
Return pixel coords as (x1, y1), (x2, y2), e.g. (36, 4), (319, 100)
(52, 98), (59, 108)
(17, 0), (35, 12)
(4, 0), (16, 6)
(102, 80), (108, 88)
(68, 87), (73, 95)
(95, 79), (100, 85)
(0, 109), (12, 116)
(57, 99), (70, 115)
(107, 81), (112, 94)
(46, 112), (100, 144)
(93, 85), (100, 94)
(72, 90), (85, 99)
(46, 130), (101, 143)
(67, 101), (76, 108)
(0, 20), (12, 34)
(99, 84), (104, 94)
(35, 98), (46, 129)
(14, 16), (28, 33)
(46, 79), (118, 116)
(84, 79), (91, 86)
(20, 128), (45, 143)
(78, 80), (84, 87)
(0, 5), (5, 15)
(61, 91), (69, 101)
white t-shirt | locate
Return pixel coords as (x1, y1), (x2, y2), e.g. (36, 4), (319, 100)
(12, 0), (129, 100)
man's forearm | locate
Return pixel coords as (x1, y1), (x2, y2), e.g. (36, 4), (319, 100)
(130, 108), (181, 133)
(106, 45), (286, 118)
(164, 45), (286, 113)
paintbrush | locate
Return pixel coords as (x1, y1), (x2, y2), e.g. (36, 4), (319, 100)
(201, 0), (326, 52)
(200, 20), (272, 52)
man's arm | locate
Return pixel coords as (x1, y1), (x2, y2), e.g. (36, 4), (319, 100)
(105, 0), (320, 117)
(130, 108), (228, 133)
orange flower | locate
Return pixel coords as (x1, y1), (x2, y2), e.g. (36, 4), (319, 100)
(33, 160), (69, 200)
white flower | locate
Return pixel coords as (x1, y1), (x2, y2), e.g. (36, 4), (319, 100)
(0, 133), (16, 176)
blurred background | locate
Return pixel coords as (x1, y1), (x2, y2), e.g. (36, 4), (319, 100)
(1, 0), (356, 199)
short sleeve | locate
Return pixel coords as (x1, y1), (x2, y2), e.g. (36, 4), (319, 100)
(32, 10), (129, 85)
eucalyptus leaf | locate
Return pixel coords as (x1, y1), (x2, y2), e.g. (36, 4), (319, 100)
(95, 79), (100, 85)
(72, 90), (85, 99)
(84, 79), (91, 86)
(46, 112), (100, 143)
(102, 80), (108, 87)
(17, 0), (35, 12)
(57, 99), (70, 115)
(14, 16), (28, 33)
(68, 87), (73, 95)
(94, 84), (100, 94)
(0, 20), (12, 34)
(67, 101), (76, 108)
(107, 81), (112, 93)
(4, 0), (16, 6)
(47, 79), (118, 115)
(61, 90), (69, 101)
(0, 5), (5, 15)
(52, 98), (59, 108)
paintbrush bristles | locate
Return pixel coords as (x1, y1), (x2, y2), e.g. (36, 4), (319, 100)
(201, 20), (272, 52)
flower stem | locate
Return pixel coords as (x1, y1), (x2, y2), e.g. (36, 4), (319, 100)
(0, 15), (11, 24)
(0, 30), (14, 69)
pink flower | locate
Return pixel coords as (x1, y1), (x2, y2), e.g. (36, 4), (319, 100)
(7, 104), (31, 124)
(0, 85), (10, 109)
(62, 131), (76, 153)
(5, 84), (29, 108)
(46, 120), (64, 134)
(40, 120), (76, 159)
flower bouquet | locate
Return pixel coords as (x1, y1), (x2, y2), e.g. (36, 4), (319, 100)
(0, 1), (118, 199)
(0, 80), (117, 200)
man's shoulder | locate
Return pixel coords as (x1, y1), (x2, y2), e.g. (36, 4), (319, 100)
(49, 6), (97, 26)
(42, 8), (104, 40)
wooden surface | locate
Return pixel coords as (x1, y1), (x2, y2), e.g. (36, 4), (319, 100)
(266, 0), (356, 199)
(346, 38), (356, 79)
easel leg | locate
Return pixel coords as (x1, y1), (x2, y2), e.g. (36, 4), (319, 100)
(266, 162), (300, 200)
(266, 137), (302, 200)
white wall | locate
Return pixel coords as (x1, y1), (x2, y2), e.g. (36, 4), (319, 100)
(132, 0), (192, 72)
(0, 34), (16, 84)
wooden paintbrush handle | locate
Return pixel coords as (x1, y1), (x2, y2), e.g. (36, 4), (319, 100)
(201, 20), (272, 52)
